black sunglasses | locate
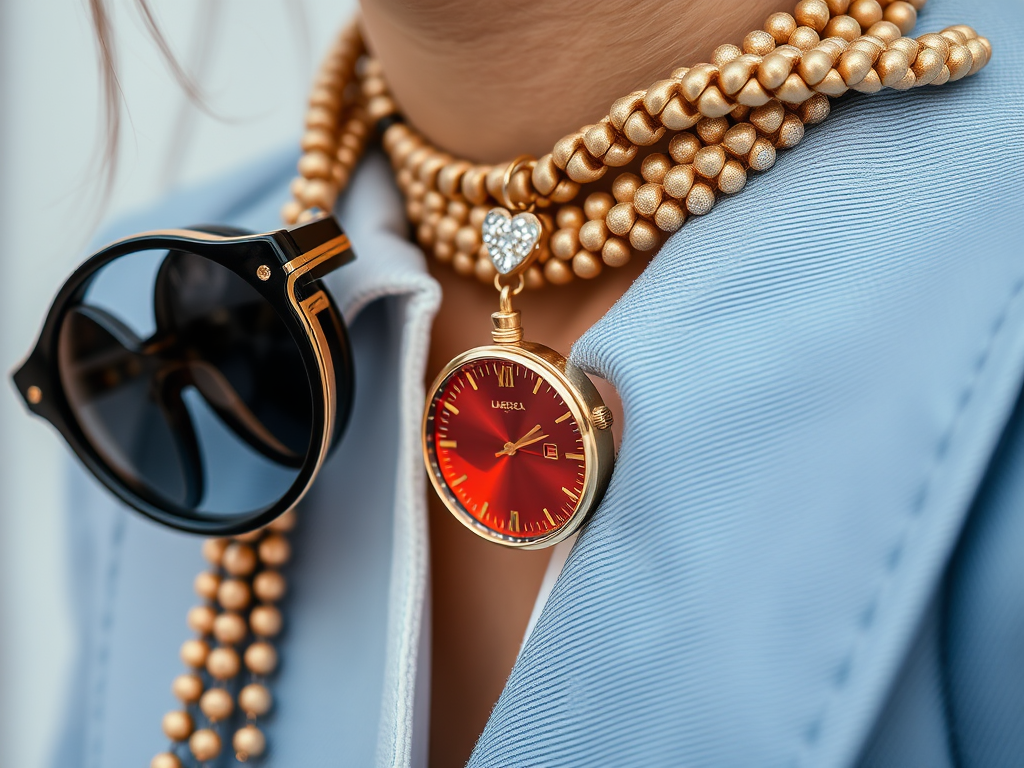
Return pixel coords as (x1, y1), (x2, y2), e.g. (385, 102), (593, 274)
(11, 215), (355, 535)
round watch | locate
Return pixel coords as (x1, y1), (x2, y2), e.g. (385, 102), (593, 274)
(423, 266), (615, 548)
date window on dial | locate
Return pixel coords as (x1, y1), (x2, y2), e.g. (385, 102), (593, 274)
(543, 443), (559, 460)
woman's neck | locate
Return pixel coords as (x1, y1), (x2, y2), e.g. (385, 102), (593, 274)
(359, 0), (782, 163)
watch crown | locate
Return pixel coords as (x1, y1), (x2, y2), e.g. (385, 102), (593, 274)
(591, 405), (613, 431)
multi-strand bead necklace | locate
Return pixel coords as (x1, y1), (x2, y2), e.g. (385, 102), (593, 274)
(284, 0), (989, 291)
(153, 1), (990, 765)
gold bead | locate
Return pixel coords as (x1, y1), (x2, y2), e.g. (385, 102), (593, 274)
(549, 179), (581, 203)
(297, 151), (333, 180)
(461, 167), (490, 205)
(254, 570), (287, 603)
(207, 646), (241, 680)
(606, 202), (637, 237)
(239, 683), (273, 717)
(758, 52), (793, 90)
(202, 538), (228, 566)
(447, 200), (469, 224)
(611, 173), (642, 204)
(685, 183), (716, 216)
(579, 220), (609, 252)
(654, 200), (687, 233)
(742, 30), (774, 57)
(640, 153), (671, 184)
(799, 49), (834, 85)
(200, 687), (234, 722)
(775, 113), (805, 149)
(213, 612), (248, 645)
(629, 220), (661, 252)
(172, 673), (203, 704)
(186, 605), (216, 635)
(663, 165), (695, 200)
(455, 226), (481, 255)
(695, 117), (729, 146)
(233, 529), (263, 543)
(849, 0), (883, 28)
(876, 49), (910, 87)
(722, 123), (757, 157)
(543, 258), (574, 285)
(434, 242), (455, 263)
(668, 133), (700, 165)
(837, 48), (874, 86)
(162, 710), (194, 741)
(717, 161), (748, 195)
(469, 206), (489, 229)
(601, 237), (632, 268)
(423, 190), (446, 214)
(867, 21), (902, 44)
(189, 729), (222, 762)
(712, 44), (743, 67)
(823, 14), (862, 42)
(300, 128), (334, 154)
(233, 725), (267, 761)
(194, 572), (220, 601)
(245, 641), (279, 675)
(218, 579), (251, 612)
(453, 252), (475, 276)
(795, 0), (830, 33)
(250, 605), (283, 638)
(222, 542), (257, 577)
(434, 216), (459, 245)
(693, 145), (726, 179)
(825, 0), (851, 13)
(583, 192), (615, 222)
(555, 205), (586, 231)
(475, 253), (498, 284)
(531, 155), (560, 196)
(788, 26), (821, 51)
(765, 12), (797, 44)
(180, 639), (210, 669)
(633, 183), (663, 217)
(748, 138), (777, 172)
(570, 251), (601, 279)
(799, 93), (831, 125)
(150, 752), (182, 768)
(550, 228), (580, 261)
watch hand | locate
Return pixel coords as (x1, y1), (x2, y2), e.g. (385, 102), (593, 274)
(495, 424), (544, 457)
(511, 432), (549, 451)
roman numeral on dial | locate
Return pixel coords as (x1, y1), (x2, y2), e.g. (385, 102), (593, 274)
(498, 365), (514, 388)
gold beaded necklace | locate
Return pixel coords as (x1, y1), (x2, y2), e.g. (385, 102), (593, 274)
(154, 1), (990, 764)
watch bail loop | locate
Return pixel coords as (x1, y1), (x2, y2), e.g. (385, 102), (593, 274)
(491, 276), (525, 344)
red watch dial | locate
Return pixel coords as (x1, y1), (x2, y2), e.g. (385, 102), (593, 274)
(428, 357), (586, 541)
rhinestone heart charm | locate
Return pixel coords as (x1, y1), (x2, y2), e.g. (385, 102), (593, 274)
(481, 208), (542, 275)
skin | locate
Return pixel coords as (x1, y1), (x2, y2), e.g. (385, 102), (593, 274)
(358, 2), (781, 765)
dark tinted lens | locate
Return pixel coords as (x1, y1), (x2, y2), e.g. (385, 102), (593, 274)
(57, 247), (312, 518)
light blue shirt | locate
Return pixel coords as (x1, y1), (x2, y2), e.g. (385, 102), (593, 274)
(48, 0), (1024, 765)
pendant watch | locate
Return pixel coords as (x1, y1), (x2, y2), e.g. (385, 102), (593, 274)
(422, 159), (615, 549)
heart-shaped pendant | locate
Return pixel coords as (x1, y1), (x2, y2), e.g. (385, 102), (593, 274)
(481, 208), (542, 275)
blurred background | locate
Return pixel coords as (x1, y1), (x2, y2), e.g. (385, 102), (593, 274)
(0, 2), (354, 765)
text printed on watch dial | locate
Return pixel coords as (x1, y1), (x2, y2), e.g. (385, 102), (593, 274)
(430, 358), (585, 540)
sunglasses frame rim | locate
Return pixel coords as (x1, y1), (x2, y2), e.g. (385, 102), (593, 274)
(11, 215), (355, 535)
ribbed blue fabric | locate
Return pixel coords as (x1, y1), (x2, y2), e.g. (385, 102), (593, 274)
(469, 1), (1024, 766)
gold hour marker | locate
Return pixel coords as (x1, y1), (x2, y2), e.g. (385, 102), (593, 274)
(498, 365), (514, 388)
(532, 378), (542, 395)
(562, 486), (579, 502)
(510, 510), (520, 532)
(444, 401), (460, 415)
(566, 453), (584, 461)
(439, 440), (458, 449)
(543, 508), (556, 526)
(466, 371), (478, 390)
(555, 411), (571, 424)
(451, 474), (468, 487)
(481, 502), (489, 517)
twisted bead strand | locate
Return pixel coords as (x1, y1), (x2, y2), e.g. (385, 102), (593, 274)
(283, 1), (989, 291)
